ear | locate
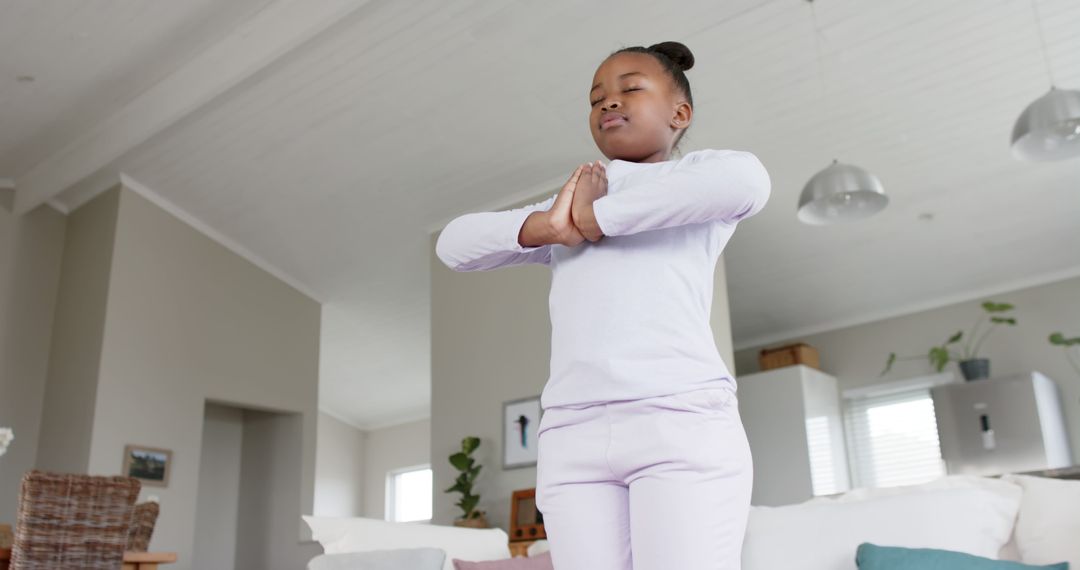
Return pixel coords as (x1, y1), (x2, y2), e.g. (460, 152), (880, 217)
(670, 101), (692, 130)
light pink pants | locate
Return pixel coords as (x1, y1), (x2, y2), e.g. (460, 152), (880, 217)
(535, 384), (753, 570)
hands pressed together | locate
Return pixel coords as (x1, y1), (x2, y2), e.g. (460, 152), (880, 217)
(548, 160), (608, 247)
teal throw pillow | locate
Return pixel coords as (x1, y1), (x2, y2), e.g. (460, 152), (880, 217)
(856, 543), (1069, 570)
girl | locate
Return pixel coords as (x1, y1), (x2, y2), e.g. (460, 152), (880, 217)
(436, 41), (770, 570)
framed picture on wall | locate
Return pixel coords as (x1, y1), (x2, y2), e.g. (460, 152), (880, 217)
(503, 395), (543, 470)
(123, 444), (172, 487)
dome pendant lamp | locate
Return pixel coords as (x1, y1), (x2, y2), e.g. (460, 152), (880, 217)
(1011, 0), (1080, 161)
(797, 160), (888, 225)
(797, 0), (888, 225)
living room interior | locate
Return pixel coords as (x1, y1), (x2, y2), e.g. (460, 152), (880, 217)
(1, 0), (1079, 569)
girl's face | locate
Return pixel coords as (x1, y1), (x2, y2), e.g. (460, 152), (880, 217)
(588, 52), (692, 163)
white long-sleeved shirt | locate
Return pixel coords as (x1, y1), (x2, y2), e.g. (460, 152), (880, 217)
(436, 148), (771, 410)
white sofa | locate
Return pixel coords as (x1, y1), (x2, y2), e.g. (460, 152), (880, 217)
(303, 515), (527, 570)
(304, 473), (1079, 570)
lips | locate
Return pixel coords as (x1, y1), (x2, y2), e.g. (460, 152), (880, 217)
(599, 112), (628, 130)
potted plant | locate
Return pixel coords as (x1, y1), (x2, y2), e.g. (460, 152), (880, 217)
(1049, 331), (1079, 403)
(881, 301), (1017, 381)
(444, 436), (488, 528)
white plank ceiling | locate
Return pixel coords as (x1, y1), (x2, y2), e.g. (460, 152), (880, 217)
(2, 0), (1078, 428)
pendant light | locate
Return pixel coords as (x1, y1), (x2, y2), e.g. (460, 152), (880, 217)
(1011, 0), (1080, 161)
(797, 0), (888, 225)
(798, 160), (888, 225)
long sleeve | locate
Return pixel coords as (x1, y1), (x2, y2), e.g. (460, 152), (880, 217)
(591, 149), (771, 237)
(435, 193), (558, 271)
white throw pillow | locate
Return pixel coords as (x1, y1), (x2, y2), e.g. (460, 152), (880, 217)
(803, 475), (1024, 561)
(303, 516), (511, 570)
(742, 486), (1021, 570)
(804, 474), (1021, 505)
(525, 540), (550, 557)
(1000, 474), (1080, 567)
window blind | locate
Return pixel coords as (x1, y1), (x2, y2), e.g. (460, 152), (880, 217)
(806, 415), (844, 496)
(843, 388), (946, 489)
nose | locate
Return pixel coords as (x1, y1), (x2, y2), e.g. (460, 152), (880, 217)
(602, 99), (620, 112)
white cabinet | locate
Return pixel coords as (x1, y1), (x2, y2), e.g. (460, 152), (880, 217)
(736, 364), (851, 506)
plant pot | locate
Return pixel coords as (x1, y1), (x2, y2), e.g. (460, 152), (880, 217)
(959, 358), (991, 381)
(453, 514), (489, 529)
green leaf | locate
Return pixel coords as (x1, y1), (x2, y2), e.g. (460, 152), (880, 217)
(946, 331), (963, 344)
(462, 436), (481, 455)
(449, 452), (470, 471)
(929, 347), (950, 372)
(990, 317), (1016, 325)
(1049, 332), (1080, 346)
(982, 301), (1014, 313)
(460, 495), (479, 515)
(880, 353), (897, 377)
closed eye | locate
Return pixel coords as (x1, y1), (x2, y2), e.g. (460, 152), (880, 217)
(590, 87), (642, 107)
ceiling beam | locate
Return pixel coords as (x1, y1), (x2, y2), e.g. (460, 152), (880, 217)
(13, 0), (373, 215)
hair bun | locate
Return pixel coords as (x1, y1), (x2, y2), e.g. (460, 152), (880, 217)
(647, 41), (694, 72)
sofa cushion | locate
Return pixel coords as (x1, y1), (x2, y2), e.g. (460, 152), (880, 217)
(1001, 474), (1080, 568)
(308, 547), (446, 570)
(855, 542), (1068, 569)
(805, 475), (1024, 561)
(303, 516), (511, 570)
(742, 485), (1021, 570)
(452, 551), (553, 570)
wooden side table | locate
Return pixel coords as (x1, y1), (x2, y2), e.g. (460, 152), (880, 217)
(0, 548), (176, 569)
(122, 552), (178, 569)
(508, 540), (541, 558)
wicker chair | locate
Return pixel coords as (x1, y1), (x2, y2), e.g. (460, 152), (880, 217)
(125, 501), (160, 552)
(10, 470), (141, 570)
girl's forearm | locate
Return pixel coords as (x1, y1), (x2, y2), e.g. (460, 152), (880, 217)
(572, 202), (603, 241)
(519, 211), (558, 247)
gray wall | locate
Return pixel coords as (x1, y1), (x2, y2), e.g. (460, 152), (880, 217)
(36, 187), (120, 474)
(0, 196), (66, 522)
(429, 198), (738, 530)
(193, 403), (244, 570)
(315, 412), (367, 517)
(734, 274), (1080, 461)
(235, 409), (321, 570)
(363, 418), (431, 520)
(21, 184), (323, 569)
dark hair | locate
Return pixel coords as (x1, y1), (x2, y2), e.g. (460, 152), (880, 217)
(610, 41), (695, 150)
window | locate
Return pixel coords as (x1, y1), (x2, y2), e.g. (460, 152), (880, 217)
(386, 466), (432, 522)
(843, 385), (947, 489)
(805, 415), (845, 496)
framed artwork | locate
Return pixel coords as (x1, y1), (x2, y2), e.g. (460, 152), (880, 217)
(123, 444), (172, 487)
(503, 395), (543, 470)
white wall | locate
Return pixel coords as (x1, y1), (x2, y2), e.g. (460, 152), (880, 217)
(35, 188), (119, 475)
(363, 418), (431, 520)
(28, 184), (323, 570)
(192, 403), (244, 570)
(734, 274), (1080, 462)
(315, 412), (366, 517)
(0, 195), (66, 522)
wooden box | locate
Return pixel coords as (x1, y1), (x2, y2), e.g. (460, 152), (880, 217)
(759, 343), (820, 371)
